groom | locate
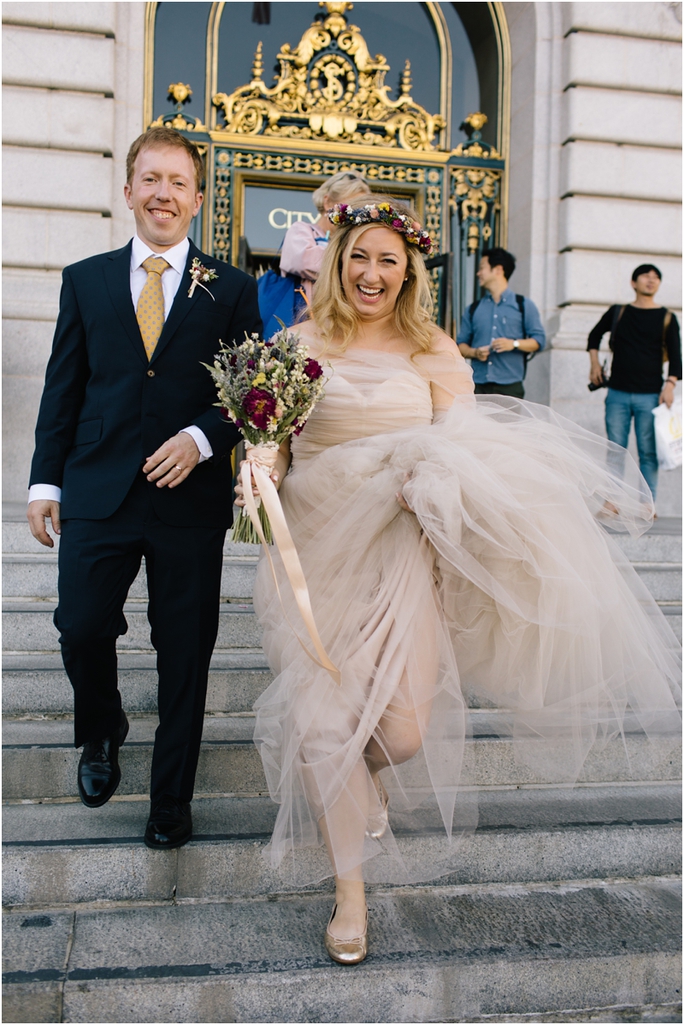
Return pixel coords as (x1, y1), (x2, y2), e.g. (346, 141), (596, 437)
(28, 127), (261, 848)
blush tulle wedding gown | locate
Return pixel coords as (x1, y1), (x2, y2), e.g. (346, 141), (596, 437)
(252, 346), (681, 886)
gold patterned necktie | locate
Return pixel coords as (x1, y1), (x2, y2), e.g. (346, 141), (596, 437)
(137, 256), (171, 361)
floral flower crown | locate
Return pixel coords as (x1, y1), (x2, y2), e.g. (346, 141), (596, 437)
(329, 202), (434, 255)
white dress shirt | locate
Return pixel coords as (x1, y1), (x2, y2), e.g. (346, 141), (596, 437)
(29, 235), (213, 504)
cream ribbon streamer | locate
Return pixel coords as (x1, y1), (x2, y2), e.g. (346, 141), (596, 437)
(240, 442), (341, 685)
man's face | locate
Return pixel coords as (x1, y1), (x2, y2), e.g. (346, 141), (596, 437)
(477, 256), (500, 291)
(124, 145), (203, 251)
(632, 270), (661, 298)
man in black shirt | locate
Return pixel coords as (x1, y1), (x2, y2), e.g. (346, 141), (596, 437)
(587, 264), (681, 502)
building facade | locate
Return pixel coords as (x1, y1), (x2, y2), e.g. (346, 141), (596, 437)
(3, 1), (682, 511)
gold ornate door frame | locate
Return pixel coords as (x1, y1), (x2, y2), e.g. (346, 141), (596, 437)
(144, 1), (510, 331)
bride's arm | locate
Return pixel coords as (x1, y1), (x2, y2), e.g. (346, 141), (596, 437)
(273, 438), (292, 487)
(428, 333), (475, 417)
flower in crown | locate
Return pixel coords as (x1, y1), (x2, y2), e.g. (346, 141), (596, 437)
(329, 203), (434, 255)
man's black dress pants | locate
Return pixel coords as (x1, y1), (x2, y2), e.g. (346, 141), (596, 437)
(55, 473), (226, 803)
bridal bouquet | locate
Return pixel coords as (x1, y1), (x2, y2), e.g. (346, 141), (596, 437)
(205, 325), (326, 543)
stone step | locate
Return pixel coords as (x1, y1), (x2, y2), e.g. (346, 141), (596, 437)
(2, 652), (272, 716)
(3, 714), (680, 802)
(0, 653), (513, 716)
(2, 520), (257, 557)
(3, 551), (681, 603)
(4, 598), (681, 655)
(2, 878), (680, 1023)
(5, 516), (681, 559)
(2, 552), (259, 601)
(3, 785), (681, 908)
(2, 600), (261, 652)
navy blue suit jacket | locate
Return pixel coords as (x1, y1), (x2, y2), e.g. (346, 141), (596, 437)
(29, 240), (261, 527)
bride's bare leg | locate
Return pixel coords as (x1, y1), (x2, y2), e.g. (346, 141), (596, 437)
(365, 665), (435, 787)
(318, 760), (369, 940)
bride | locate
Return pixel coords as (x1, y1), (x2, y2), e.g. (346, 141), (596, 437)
(238, 198), (681, 965)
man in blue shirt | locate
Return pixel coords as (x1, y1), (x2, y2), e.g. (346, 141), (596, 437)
(457, 248), (546, 399)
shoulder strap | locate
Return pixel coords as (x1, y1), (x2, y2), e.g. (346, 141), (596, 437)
(609, 304), (626, 351)
(662, 309), (672, 364)
(469, 299), (481, 318)
(515, 294), (525, 340)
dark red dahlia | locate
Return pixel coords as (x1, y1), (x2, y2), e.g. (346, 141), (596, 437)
(303, 358), (323, 380)
(243, 388), (276, 430)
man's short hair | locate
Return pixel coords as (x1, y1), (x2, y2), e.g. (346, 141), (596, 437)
(631, 263), (662, 282)
(126, 127), (205, 192)
(482, 247), (516, 281)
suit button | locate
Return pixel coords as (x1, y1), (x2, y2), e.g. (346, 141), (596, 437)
(147, 369), (155, 377)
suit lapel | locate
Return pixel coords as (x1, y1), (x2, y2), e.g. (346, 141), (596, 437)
(150, 242), (215, 365)
(104, 242), (148, 367)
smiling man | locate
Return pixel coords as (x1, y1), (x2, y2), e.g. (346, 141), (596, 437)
(27, 127), (261, 848)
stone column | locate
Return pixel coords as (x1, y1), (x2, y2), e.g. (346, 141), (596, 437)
(505, 1), (682, 514)
(2, 1), (144, 509)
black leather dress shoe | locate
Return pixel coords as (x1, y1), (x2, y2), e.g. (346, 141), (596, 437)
(144, 796), (192, 850)
(77, 711), (129, 808)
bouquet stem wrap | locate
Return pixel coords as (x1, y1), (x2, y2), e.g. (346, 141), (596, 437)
(240, 442), (340, 685)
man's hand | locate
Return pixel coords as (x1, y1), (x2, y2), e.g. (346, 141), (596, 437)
(28, 500), (61, 548)
(660, 380), (676, 408)
(491, 337), (516, 353)
(458, 343), (490, 362)
(143, 433), (200, 488)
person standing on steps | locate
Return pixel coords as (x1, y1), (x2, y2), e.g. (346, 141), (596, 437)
(27, 127), (261, 850)
(457, 247), (546, 399)
(587, 263), (681, 506)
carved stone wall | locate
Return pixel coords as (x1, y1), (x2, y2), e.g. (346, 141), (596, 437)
(2, 2), (145, 507)
(504, 0), (682, 514)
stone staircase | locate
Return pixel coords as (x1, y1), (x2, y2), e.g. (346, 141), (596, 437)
(2, 508), (682, 1024)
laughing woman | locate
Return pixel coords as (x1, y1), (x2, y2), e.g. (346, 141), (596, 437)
(239, 198), (681, 965)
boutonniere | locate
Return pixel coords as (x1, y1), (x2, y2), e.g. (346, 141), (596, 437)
(188, 257), (218, 299)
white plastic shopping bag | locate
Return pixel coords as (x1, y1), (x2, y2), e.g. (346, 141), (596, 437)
(652, 397), (682, 470)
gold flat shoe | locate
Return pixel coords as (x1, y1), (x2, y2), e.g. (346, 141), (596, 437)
(366, 776), (389, 840)
(324, 904), (368, 965)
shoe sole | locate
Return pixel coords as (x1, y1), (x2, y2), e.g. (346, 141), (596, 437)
(77, 716), (129, 809)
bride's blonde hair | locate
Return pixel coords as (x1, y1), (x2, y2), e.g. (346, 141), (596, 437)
(310, 195), (438, 355)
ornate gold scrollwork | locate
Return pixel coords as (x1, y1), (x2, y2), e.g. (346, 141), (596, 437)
(213, 150), (231, 259)
(150, 82), (208, 132)
(212, 1), (444, 151)
(449, 113), (502, 253)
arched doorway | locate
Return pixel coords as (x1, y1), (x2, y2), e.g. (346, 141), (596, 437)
(144, 1), (510, 332)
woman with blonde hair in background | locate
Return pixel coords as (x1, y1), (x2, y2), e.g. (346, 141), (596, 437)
(239, 196), (680, 966)
(279, 169), (370, 303)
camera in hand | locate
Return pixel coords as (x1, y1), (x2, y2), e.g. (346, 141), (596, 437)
(588, 361), (610, 391)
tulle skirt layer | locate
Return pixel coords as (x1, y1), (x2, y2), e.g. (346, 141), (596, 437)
(252, 396), (681, 886)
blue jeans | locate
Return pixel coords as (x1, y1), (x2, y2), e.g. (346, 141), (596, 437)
(605, 388), (659, 499)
